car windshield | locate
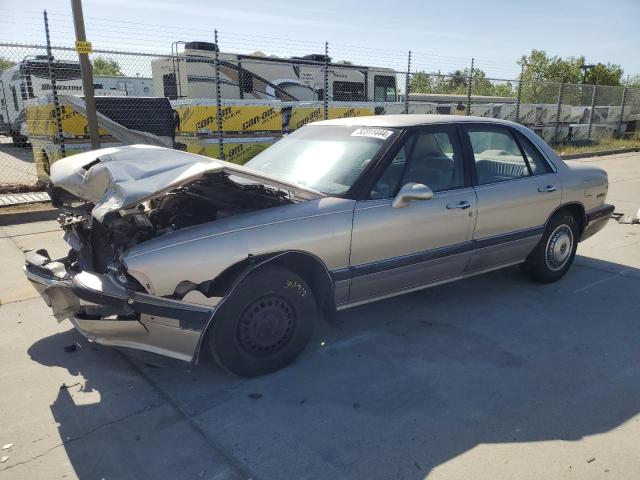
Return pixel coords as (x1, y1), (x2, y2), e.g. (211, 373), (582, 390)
(244, 125), (398, 195)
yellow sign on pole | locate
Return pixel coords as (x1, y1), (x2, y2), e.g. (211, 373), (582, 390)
(75, 40), (92, 54)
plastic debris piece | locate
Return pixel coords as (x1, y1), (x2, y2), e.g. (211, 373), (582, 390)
(587, 457), (596, 463)
(1, 456), (8, 463)
(1, 444), (13, 450)
(59, 382), (80, 390)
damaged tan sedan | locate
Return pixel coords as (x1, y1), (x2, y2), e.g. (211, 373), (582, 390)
(24, 115), (614, 377)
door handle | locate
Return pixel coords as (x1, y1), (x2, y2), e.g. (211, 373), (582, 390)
(537, 185), (557, 193)
(446, 201), (471, 210)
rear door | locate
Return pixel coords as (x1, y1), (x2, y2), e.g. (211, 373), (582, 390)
(348, 125), (476, 303)
(461, 124), (561, 272)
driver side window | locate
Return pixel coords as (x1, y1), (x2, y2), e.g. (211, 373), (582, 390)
(370, 127), (465, 199)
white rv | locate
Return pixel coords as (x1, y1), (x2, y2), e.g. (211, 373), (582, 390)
(151, 42), (398, 103)
(0, 56), (153, 143)
(0, 56), (83, 141)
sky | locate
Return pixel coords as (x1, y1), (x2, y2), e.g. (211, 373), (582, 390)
(1, 0), (639, 79)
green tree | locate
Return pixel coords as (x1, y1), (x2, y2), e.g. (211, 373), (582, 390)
(92, 57), (124, 76)
(584, 62), (623, 86)
(410, 68), (514, 97)
(0, 57), (15, 71)
(517, 49), (624, 104)
(627, 74), (640, 88)
(409, 71), (434, 93)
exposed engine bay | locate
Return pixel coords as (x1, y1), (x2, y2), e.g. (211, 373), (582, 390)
(52, 172), (294, 273)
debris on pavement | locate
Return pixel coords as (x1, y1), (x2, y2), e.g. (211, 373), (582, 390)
(1, 444), (12, 450)
(63, 342), (82, 353)
(617, 216), (640, 224)
(587, 457), (596, 463)
(1, 456), (8, 463)
(59, 382), (80, 390)
(614, 209), (640, 224)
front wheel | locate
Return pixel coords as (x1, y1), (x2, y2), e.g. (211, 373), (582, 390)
(521, 211), (579, 283)
(208, 266), (316, 377)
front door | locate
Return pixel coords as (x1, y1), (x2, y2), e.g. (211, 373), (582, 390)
(461, 124), (562, 271)
(349, 125), (476, 303)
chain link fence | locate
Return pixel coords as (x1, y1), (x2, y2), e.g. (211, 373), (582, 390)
(0, 20), (638, 190)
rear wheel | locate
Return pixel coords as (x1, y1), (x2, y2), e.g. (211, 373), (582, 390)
(208, 266), (316, 377)
(521, 211), (579, 283)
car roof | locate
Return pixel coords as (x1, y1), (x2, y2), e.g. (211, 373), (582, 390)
(312, 114), (517, 128)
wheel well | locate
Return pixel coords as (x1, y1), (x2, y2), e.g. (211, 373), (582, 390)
(269, 252), (336, 319)
(551, 203), (586, 236)
(203, 251), (337, 320)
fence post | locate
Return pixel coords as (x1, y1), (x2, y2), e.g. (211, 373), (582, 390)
(43, 11), (65, 158)
(552, 79), (565, 145)
(587, 77), (598, 142)
(213, 29), (224, 160)
(617, 85), (628, 138)
(70, 0), (100, 149)
(323, 41), (329, 120)
(465, 58), (474, 116)
(515, 64), (524, 123)
(404, 50), (411, 114)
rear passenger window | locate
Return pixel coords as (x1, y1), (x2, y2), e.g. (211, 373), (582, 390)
(466, 127), (530, 185)
(517, 133), (552, 175)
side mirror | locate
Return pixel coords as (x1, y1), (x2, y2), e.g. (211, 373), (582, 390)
(392, 182), (434, 208)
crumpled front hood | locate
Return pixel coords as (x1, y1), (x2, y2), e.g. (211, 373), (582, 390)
(50, 144), (324, 222)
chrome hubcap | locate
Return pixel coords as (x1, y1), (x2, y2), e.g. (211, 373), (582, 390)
(545, 224), (573, 271)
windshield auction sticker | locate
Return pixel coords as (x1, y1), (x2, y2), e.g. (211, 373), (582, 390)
(351, 128), (393, 140)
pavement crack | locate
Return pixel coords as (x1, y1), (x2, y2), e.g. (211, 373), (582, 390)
(0, 401), (166, 472)
(575, 263), (640, 282)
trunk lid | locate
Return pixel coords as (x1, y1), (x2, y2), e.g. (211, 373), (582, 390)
(51, 144), (325, 221)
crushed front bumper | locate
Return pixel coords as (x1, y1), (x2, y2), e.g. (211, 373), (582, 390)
(581, 203), (615, 241)
(24, 250), (216, 362)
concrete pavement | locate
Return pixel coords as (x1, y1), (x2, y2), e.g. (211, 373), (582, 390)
(0, 137), (38, 187)
(1, 152), (639, 480)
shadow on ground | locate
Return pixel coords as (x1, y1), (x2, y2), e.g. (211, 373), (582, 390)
(27, 256), (640, 479)
(0, 141), (34, 163)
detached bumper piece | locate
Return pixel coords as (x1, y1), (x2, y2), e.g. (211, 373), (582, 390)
(581, 203), (615, 241)
(24, 250), (215, 362)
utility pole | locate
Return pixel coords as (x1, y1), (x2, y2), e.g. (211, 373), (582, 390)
(580, 63), (595, 84)
(71, 0), (100, 149)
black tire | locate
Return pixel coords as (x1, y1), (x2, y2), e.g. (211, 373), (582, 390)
(208, 266), (316, 377)
(521, 211), (579, 283)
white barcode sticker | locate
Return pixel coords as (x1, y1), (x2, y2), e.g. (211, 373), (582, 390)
(350, 127), (393, 140)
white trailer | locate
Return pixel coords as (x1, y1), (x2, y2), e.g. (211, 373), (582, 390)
(0, 56), (153, 143)
(93, 75), (154, 97)
(151, 42), (398, 103)
(0, 56), (83, 140)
